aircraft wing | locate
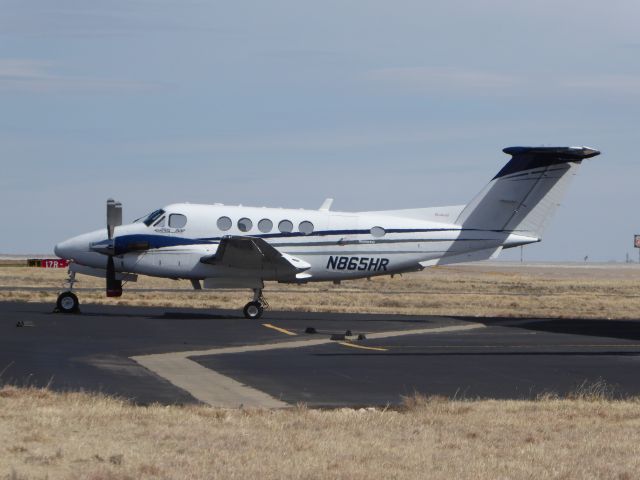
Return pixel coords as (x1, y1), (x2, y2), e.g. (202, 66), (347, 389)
(200, 236), (311, 277)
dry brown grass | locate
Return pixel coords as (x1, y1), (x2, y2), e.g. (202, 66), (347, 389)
(2, 385), (640, 479)
(2, 264), (640, 319)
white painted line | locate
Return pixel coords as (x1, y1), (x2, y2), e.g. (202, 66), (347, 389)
(133, 355), (288, 409)
(131, 322), (485, 409)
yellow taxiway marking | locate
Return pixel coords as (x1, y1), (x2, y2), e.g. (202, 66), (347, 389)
(262, 323), (297, 336)
(338, 342), (388, 352)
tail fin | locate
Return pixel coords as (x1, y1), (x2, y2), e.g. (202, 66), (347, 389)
(455, 146), (600, 238)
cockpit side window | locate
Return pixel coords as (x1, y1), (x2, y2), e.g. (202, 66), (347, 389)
(153, 216), (166, 227)
(143, 209), (165, 226)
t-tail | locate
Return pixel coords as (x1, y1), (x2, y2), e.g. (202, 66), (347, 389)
(455, 146), (600, 242)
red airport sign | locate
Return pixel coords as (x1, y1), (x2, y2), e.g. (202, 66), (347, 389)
(27, 259), (69, 268)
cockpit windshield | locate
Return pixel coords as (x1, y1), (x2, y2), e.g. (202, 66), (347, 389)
(134, 209), (165, 226)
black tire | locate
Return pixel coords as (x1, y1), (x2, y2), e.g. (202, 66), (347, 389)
(56, 291), (80, 313)
(243, 301), (264, 319)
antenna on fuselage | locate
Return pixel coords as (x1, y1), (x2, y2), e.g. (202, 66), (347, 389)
(319, 198), (333, 211)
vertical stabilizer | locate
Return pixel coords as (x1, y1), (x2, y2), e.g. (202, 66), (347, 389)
(455, 146), (600, 238)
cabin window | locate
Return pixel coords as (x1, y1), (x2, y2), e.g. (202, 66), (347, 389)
(258, 219), (273, 233)
(217, 216), (232, 231)
(370, 226), (386, 238)
(238, 217), (253, 232)
(299, 221), (314, 235)
(169, 214), (187, 228)
(278, 220), (293, 233)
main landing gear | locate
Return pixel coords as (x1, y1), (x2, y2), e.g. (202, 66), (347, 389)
(243, 288), (269, 319)
(55, 269), (80, 313)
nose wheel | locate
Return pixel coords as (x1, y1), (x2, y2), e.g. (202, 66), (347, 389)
(56, 291), (80, 313)
(243, 288), (268, 319)
(54, 268), (81, 313)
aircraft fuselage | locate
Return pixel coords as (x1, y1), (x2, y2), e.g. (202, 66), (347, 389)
(55, 203), (535, 284)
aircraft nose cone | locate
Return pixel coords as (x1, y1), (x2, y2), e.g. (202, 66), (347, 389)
(54, 229), (107, 261)
(54, 239), (73, 259)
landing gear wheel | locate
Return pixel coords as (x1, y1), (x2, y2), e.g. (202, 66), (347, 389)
(243, 301), (264, 320)
(56, 291), (80, 313)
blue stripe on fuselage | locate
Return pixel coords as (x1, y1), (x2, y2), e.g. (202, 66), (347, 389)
(113, 234), (213, 255)
(109, 227), (507, 254)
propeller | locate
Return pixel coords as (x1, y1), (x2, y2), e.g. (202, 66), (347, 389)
(90, 198), (150, 297)
(106, 199), (123, 297)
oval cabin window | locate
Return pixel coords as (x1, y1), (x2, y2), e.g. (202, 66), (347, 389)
(217, 216), (232, 231)
(370, 226), (386, 238)
(278, 220), (293, 233)
(258, 219), (273, 233)
(299, 221), (314, 235)
(238, 218), (253, 232)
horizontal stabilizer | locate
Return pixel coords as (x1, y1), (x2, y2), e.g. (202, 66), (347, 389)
(495, 146), (600, 179)
(419, 246), (502, 267)
(360, 205), (465, 222)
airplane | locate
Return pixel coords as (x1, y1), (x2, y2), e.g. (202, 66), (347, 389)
(54, 145), (600, 319)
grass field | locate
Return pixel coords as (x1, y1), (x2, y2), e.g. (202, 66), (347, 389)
(1, 263), (640, 319)
(2, 386), (640, 480)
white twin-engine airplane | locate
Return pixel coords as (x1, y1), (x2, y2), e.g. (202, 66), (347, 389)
(54, 146), (600, 319)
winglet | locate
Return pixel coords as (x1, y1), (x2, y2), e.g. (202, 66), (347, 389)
(319, 198), (334, 211)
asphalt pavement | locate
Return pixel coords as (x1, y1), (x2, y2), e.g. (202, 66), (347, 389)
(3, 301), (640, 407)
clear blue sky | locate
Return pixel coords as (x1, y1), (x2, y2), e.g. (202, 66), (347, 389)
(1, 0), (638, 261)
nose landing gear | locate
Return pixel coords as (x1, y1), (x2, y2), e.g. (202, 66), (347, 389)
(56, 291), (80, 313)
(243, 288), (269, 319)
(55, 269), (81, 313)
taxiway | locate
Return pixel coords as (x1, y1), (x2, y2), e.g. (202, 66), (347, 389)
(3, 302), (640, 407)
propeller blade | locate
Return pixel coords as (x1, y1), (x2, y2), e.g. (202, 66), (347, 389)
(106, 255), (123, 297)
(107, 198), (122, 239)
(105, 199), (123, 297)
